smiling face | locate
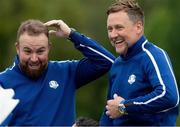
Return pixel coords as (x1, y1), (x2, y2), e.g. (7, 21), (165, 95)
(16, 32), (50, 79)
(107, 11), (143, 56)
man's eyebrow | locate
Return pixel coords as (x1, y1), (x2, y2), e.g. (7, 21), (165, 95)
(37, 47), (46, 50)
(23, 47), (31, 50)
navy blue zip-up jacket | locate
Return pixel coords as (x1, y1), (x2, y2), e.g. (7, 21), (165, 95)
(100, 36), (179, 126)
(0, 31), (115, 126)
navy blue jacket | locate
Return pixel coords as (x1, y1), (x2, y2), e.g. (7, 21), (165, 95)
(0, 31), (115, 126)
(100, 36), (179, 126)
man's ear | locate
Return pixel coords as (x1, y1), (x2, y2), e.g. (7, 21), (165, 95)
(15, 42), (19, 55)
(136, 21), (144, 35)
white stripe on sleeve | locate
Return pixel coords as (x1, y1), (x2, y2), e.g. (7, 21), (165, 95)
(79, 44), (114, 63)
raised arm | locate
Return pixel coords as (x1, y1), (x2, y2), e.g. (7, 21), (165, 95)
(44, 20), (115, 88)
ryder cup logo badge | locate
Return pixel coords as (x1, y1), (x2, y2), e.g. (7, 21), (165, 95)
(128, 74), (136, 85)
(49, 80), (59, 89)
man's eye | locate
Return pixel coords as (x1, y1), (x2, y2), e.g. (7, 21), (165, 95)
(117, 27), (123, 30)
(37, 50), (45, 54)
(107, 27), (113, 32)
(116, 25), (124, 30)
(24, 50), (31, 54)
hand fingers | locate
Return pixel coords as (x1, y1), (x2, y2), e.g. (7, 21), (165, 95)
(113, 93), (124, 101)
(49, 30), (57, 35)
(109, 115), (114, 119)
(106, 110), (114, 119)
(113, 93), (118, 99)
(106, 105), (109, 110)
(106, 105), (116, 119)
(44, 20), (63, 27)
(44, 20), (58, 26)
(107, 100), (112, 105)
(106, 110), (110, 116)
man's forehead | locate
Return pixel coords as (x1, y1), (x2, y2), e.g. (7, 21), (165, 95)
(19, 32), (48, 40)
(18, 33), (48, 45)
(20, 44), (46, 48)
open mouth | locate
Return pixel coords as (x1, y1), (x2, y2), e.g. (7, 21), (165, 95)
(29, 64), (40, 70)
(114, 40), (124, 44)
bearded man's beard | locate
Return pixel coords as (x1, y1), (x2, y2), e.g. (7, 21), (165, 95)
(19, 61), (48, 80)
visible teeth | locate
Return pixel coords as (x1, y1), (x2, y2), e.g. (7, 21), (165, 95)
(30, 65), (38, 67)
(29, 64), (40, 69)
(115, 40), (123, 44)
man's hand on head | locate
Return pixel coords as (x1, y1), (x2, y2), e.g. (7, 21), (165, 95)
(44, 20), (71, 38)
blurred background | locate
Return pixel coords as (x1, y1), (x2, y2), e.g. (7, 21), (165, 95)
(0, 0), (179, 125)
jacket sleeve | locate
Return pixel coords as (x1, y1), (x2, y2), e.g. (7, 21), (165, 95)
(123, 47), (179, 113)
(69, 31), (115, 88)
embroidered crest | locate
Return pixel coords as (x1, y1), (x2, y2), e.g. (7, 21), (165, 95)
(128, 74), (136, 85)
(49, 80), (59, 89)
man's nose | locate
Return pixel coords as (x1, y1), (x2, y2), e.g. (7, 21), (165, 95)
(30, 53), (38, 62)
(110, 29), (119, 39)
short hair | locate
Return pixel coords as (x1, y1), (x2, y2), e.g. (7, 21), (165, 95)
(16, 19), (49, 42)
(75, 117), (99, 126)
(107, 0), (144, 25)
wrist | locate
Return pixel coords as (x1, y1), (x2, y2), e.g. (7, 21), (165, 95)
(118, 100), (128, 115)
(68, 28), (76, 40)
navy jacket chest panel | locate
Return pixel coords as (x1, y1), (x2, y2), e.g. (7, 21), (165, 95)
(110, 56), (152, 99)
(3, 63), (76, 122)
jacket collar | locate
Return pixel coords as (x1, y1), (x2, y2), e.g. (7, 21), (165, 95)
(120, 35), (147, 60)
